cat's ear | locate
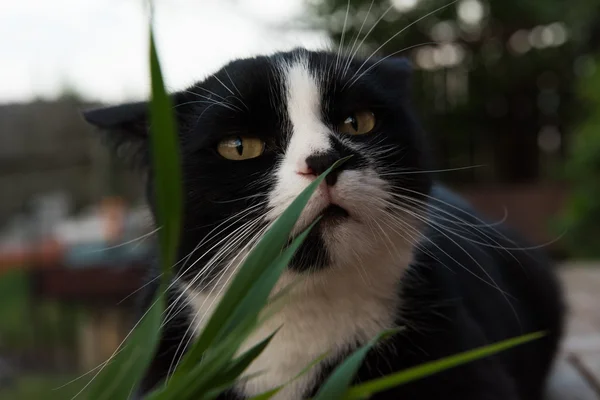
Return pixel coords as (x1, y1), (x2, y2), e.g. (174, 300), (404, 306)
(82, 90), (191, 168)
(82, 100), (151, 167)
(83, 101), (149, 135)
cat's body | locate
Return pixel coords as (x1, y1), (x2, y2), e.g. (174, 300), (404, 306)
(84, 48), (564, 400)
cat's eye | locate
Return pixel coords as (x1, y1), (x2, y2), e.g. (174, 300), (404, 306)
(217, 136), (265, 160)
(338, 110), (376, 136)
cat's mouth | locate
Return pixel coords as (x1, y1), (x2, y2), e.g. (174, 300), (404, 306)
(319, 204), (350, 224)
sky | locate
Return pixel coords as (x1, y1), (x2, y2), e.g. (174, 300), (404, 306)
(0, 0), (330, 104)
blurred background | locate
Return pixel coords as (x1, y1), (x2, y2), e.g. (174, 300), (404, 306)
(1, 0), (600, 398)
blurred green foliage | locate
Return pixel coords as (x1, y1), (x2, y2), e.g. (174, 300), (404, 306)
(557, 58), (600, 258)
(0, 269), (80, 350)
(0, 374), (87, 400)
(0, 269), (30, 348)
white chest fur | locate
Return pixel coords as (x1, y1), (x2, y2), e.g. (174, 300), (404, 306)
(184, 255), (408, 400)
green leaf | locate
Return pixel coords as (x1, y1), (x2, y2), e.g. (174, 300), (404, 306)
(86, 293), (164, 400)
(146, 313), (256, 400)
(246, 351), (331, 400)
(343, 331), (546, 400)
(312, 329), (401, 400)
(247, 388), (282, 400)
(87, 18), (182, 400)
(171, 157), (351, 378)
(148, 27), (182, 277)
(154, 223), (319, 399)
(221, 218), (320, 338)
(199, 330), (280, 400)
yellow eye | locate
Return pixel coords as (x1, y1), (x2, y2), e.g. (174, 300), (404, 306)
(217, 136), (265, 160)
(338, 110), (376, 136)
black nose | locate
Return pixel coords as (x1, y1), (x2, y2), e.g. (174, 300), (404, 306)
(305, 151), (341, 186)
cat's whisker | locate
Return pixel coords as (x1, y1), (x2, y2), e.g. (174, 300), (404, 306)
(162, 213), (268, 324)
(83, 216), (253, 386)
(223, 68), (249, 110)
(162, 222), (270, 380)
(387, 204), (523, 329)
(85, 227), (161, 254)
(191, 87), (244, 112)
(341, 0), (376, 78)
(387, 192), (522, 265)
(333, 0), (352, 89)
(179, 90), (241, 112)
(397, 198), (564, 251)
(166, 222), (271, 381)
(378, 164), (487, 176)
(71, 283), (169, 399)
(212, 193), (266, 204)
(342, 3), (395, 77)
(346, 1), (457, 88)
(213, 74), (239, 99)
(380, 198), (516, 298)
(336, 0), (351, 72)
(345, 41), (438, 90)
(374, 210), (446, 268)
(173, 202), (268, 280)
(390, 185), (521, 247)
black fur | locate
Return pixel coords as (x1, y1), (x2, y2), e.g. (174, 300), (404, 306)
(83, 48), (564, 400)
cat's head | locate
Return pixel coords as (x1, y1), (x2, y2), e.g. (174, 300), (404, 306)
(83, 48), (432, 286)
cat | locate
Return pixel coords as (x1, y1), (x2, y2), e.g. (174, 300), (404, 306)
(83, 48), (564, 400)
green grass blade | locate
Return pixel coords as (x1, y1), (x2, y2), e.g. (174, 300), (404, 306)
(343, 331), (546, 400)
(312, 329), (401, 400)
(211, 329), (280, 388)
(220, 218), (319, 339)
(87, 294), (164, 400)
(87, 19), (181, 400)
(198, 331), (280, 400)
(156, 223), (319, 398)
(247, 388), (282, 400)
(247, 351), (331, 400)
(148, 27), (182, 277)
(171, 157), (351, 377)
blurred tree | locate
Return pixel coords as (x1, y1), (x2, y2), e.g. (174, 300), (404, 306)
(556, 56), (600, 258)
(309, 0), (599, 184)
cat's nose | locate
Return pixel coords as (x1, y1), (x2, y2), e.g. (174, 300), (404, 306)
(305, 151), (341, 186)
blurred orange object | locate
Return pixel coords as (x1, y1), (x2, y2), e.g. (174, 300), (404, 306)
(102, 197), (125, 243)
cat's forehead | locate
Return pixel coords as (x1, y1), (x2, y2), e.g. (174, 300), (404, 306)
(195, 48), (408, 102)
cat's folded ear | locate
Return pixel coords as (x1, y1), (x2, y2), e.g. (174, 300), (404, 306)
(82, 101), (151, 168)
(82, 89), (192, 168)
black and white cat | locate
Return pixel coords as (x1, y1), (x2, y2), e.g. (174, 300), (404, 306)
(84, 48), (564, 400)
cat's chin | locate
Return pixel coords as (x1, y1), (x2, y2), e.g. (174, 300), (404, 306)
(319, 204), (350, 225)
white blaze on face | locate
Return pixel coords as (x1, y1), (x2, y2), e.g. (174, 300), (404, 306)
(266, 57), (333, 227)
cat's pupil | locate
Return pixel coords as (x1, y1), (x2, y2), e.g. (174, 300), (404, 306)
(345, 115), (359, 131)
(234, 137), (243, 156)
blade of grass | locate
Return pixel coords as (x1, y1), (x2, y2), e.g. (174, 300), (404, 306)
(312, 329), (402, 400)
(152, 221), (320, 399)
(148, 26), (182, 279)
(247, 351), (331, 400)
(87, 19), (181, 400)
(86, 297), (164, 400)
(147, 305), (258, 400)
(343, 331), (546, 400)
(199, 330), (280, 400)
(219, 218), (321, 339)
